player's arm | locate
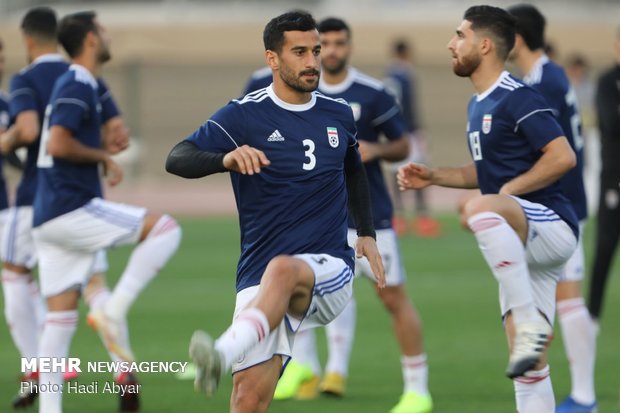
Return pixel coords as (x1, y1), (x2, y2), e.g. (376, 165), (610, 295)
(499, 136), (576, 196)
(47, 125), (122, 186)
(344, 143), (385, 288)
(398, 161), (478, 190)
(0, 111), (39, 154)
(358, 135), (409, 162)
(102, 116), (129, 154)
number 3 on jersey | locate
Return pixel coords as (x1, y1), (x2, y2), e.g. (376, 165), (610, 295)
(37, 105), (54, 168)
(468, 131), (483, 160)
(302, 139), (316, 170)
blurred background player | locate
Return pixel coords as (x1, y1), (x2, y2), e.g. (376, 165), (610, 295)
(383, 39), (440, 238)
(400, 5), (578, 412)
(507, 5), (597, 412)
(0, 8), (141, 411)
(274, 17), (432, 413)
(588, 27), (620, 330)
(167, 10), (383, 412)
(32, 11), (181, 413)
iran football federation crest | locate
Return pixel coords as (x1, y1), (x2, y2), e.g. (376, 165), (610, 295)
(482, 114), (492, 134)
(327, 127), (339, 148)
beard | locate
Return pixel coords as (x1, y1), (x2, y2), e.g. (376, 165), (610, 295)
(321, 56), (347, 75)
(279, 64), (320, 93)
(97, 46), (111, 64)
(452, 52), (481, 77)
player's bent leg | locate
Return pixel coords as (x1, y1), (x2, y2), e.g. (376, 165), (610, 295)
(231, 356), (282, 413)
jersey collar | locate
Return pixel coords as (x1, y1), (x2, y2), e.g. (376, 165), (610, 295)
(69, 64), (98, 90)
(31, 53), (66, 66)
(266, 84), (316, 111)
(523, 54), (549, 85)
(476, 70), (511, 102)
(318, 67), (357, 94)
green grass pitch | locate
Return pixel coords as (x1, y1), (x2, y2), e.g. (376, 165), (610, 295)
(0, 215), (618, 412)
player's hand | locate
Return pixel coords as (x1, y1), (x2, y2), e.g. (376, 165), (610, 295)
(357, 141), (379, 162)
(355, 236), (385, 288)
(103, 157), (123, 187)
(103, 119), (130, 155)
(397, 162), (433, 191)
(0, 130), (15, 155)
(223, 144), (271, 175)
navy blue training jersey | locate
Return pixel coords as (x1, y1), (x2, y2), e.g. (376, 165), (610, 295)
(318, 68), (406, 230)
(98, 78), (121, 122)
(0, 92), (10, 210)
(467, 71), (578, 236)
(523, 56), (587, 220)
(33, 65), (103, 227)
(9, 54), (69, 207)
(242, 67), (272, 96)
(384, 62), (419, 132)
(186, 85), (357, 292)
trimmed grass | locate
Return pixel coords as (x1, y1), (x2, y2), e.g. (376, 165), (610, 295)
(0, 215), (618, 412)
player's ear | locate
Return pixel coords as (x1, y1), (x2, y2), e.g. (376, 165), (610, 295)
(480, 36), (493, 56)
(265, 50), (279, 71)
(85, 30), (98, 50)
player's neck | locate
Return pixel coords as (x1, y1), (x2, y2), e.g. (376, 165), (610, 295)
(29, 45), (59, 62)
(71, 55), (100, 77)
(469, 60), (506, 95)
(321, 67), (349, 85)
(272, 81), (313, 105)
(515, 49), (545, 77)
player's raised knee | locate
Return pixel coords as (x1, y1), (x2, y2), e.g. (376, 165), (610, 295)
(139, 213), (182, 244)
(264, 256), (300, 281)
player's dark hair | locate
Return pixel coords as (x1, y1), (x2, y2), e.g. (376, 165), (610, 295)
(21, 7), (58, 42)
(58, 11), (97, 58)
(263, 10), (317, 53)
(393, 39), (409, 56)
(507, 4), (546, 51)
(464, 5), (516, 61)
(317, 17), (351, 38)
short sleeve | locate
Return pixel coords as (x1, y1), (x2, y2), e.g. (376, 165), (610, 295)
(511, 88), (565, 151)
(344, 104), (358, 147)
(372, 89), (406, 140)
(9, 74), (37, 118)
(97, 78), (120, 122)
(185, 102), (245, 152)
(49, 82), (93, 133)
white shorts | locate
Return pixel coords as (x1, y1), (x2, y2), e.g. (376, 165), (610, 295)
(231, 253), (353, 373)
(500, 197), (578, 322)
(1, 206), (37, 269)
(0, 208), (9, 249)
(32, 198), (146, 297)
(92, 250), (109, 274)
(558, 221), (585, 283)
(348, 228), (405, 286)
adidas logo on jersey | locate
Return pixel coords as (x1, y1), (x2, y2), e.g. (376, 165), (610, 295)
(268, 130), (285, 142)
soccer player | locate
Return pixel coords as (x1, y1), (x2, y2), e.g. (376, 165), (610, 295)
(398, 6), (577, 413)
(165, 10), (384, 413)
(32, 11), (181, 413)
(0, 37), (10, 223)
(272, 17), (431, 413)
(507, 5), (597, 412)
(384, 39), (441, 238)
(588, 27), (620, 329)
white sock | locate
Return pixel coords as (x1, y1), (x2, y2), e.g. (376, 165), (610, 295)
(291, 328), (321, 375)
(468, 212), (540, 325)
(29, 278), (48, 336)
(558, 297), (596, 404)
(513, 365), (554, 413)
(402, 353), (429, 396)
(106, 215), (181, 321)
(2, 270), (40, 372)
(86, 287), (132, 378)
(38, 310), (79, 413)
(214, 308), (270, 372)
(325, 298), (356, 376)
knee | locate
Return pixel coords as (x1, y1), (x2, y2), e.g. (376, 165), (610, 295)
(462, 195), (495, 221)
(264, 256), (300, 285)
(378, 286), (407, 314)
(231, 387), (266, 413)
(142, 214), (181, 242)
